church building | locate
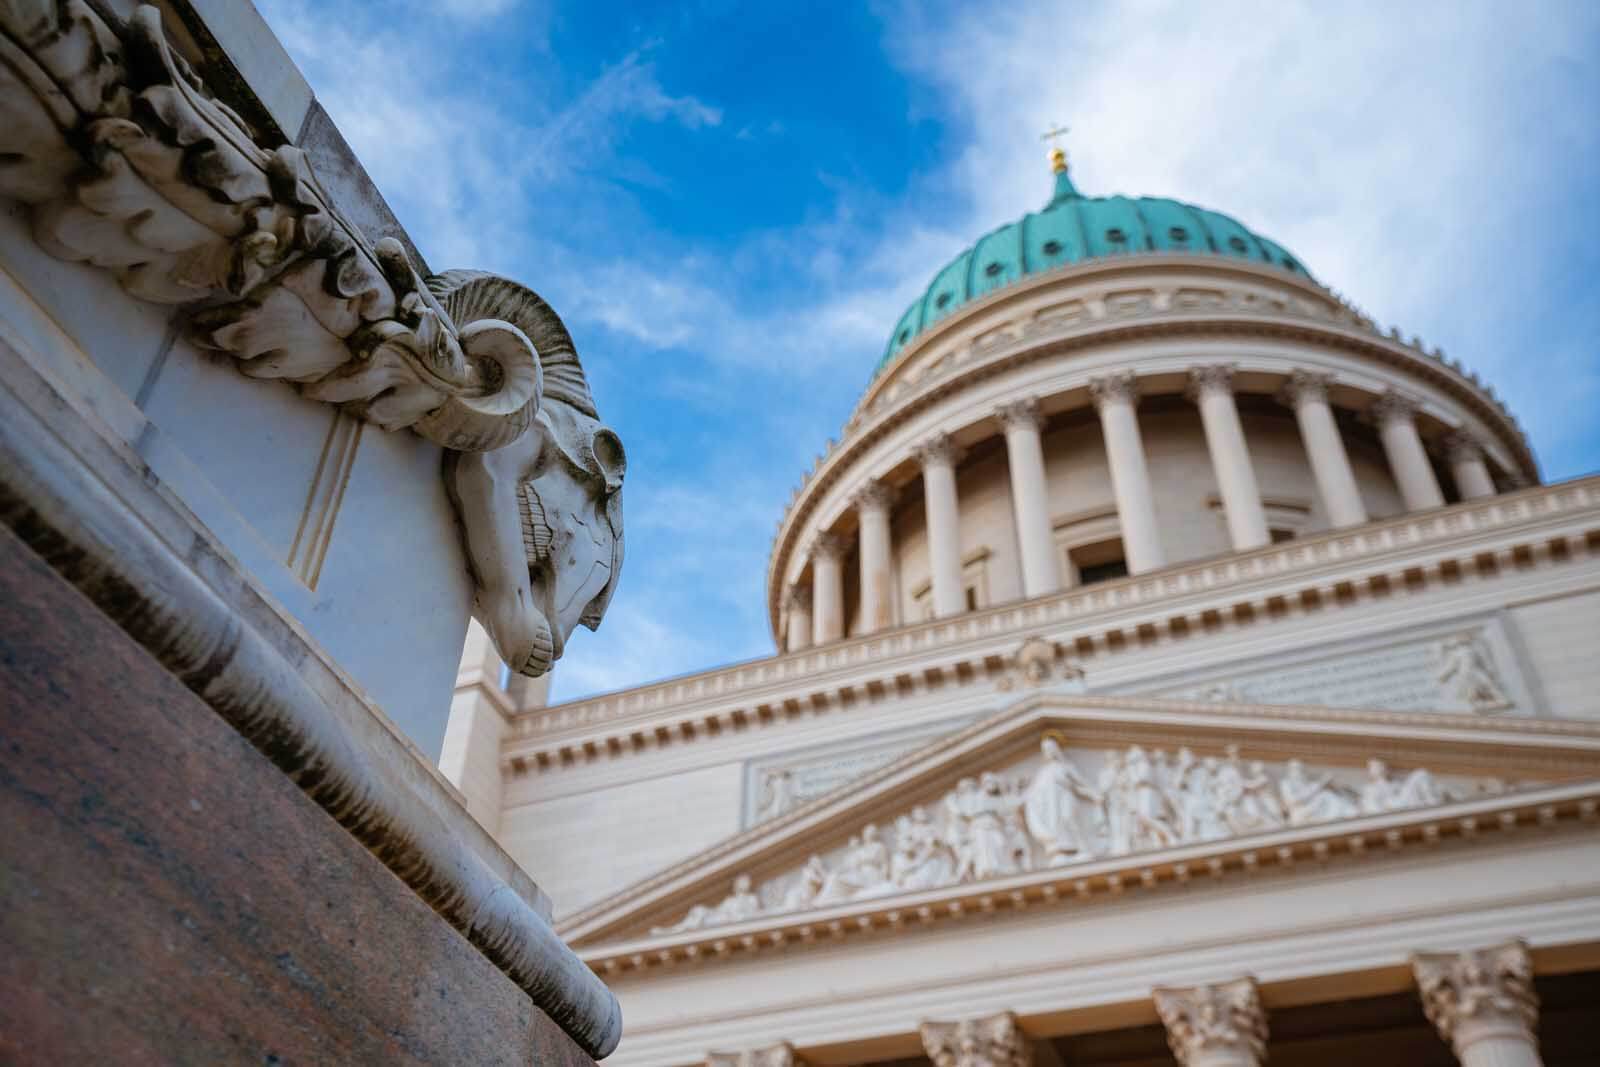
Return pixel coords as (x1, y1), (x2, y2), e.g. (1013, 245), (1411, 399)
(444, 146), (1600, 1066)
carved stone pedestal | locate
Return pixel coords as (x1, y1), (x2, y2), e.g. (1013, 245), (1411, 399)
(1414, 940), (1543, 1067)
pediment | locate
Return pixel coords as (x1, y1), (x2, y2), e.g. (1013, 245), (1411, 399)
(559, 693), (1600, 953)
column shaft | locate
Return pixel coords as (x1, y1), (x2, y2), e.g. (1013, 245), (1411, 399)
(1190, 366), (1269, 550)
(1091, 374), (1164, 573)
(919, 436), (966, 617)
(998, 399), (1062, 597)
(855, 483), (895, 633)
(1374, 392), (1445, 510)
(1448, 432), (1497, 500)
(810, 534), (845, 645)
(1283, 371), (1368, 527)
(785, 588), (812, 652)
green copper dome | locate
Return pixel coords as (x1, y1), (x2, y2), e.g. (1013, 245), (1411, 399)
(876, 167), (1311, 375)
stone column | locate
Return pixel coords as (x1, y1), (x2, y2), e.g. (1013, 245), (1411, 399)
(784, 586), (812, 653)
(997, 398), (1062, 598)
(1447, 431), (1498, 500)
(917, 434), (967, 617)
(854, 481), (896, 633)
(1188, 365), (1270, 550)
(438, 618), (509, 834)
(1280, 370), (1368, 528)
(1372, 391), (1446, 511)
(1413, 939), (1542, 1067)
(810, 532), (846, 646)
(1153, 977), (1268, 1067)
(1089, 373), (1165, 573)
(706, 1041), (802, 1067)
(920, 1011), (1032, 1067)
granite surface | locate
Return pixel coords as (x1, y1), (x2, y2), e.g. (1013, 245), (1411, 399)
(0, 522), (595, 1066)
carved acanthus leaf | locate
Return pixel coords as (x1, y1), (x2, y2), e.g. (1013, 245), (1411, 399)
(920, 1012), (1031, 1067)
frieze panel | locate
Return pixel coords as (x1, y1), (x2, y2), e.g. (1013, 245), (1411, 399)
(1148, 618), (1533, 716)
(662, 736), (1527, 934)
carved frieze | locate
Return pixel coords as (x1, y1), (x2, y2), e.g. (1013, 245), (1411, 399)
(657, 737), (1514, 933)
(0, 2), (624, 675)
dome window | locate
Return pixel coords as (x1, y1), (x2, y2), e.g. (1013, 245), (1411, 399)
(984, 261), (1004, 278)
(1227, 236), (1249, 253)
(935, 292), (952, 309)
(1105, 227), (1128, 246)
(1282, 256), (1299, 272)
(898, 329), (911, 344)
(1041, 239), (1063, 256)
(1169, 226), (1189, 242)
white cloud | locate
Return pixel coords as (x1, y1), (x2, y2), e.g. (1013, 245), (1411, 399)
(875, 0), (1600, 475)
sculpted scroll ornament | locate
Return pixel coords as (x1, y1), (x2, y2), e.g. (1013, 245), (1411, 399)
(1412, 940), (1539, 1059)
(0, 2), (623, 675)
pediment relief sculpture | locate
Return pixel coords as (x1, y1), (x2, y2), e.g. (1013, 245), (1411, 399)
(0, 2), (621, 674)
(652, 736), (1521, 935)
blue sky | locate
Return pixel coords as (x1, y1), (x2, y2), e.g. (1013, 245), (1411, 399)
(255, 0), (1600, 703)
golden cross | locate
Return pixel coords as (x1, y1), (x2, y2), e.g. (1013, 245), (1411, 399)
(1040, 123), (1070, 148)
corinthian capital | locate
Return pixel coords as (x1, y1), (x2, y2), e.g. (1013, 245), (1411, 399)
(1088, 372), (1140, 410)
(706, 1042), (801, 1067)
(1412, 939), (1539, 1059)
(995, 397), (1043, 433)
(1153, 977), (1267, 1067)
(1186, 363), (1237, 402)
(916, 433), (964, 469)
(1444, 429), (1486, 463)
(809, 531), (847, 563)
(1369, 389), (1421, 427)
(1278, 369), (1332, 408)
(920, 1012), (1031, 1067)
(784, 585), (812, 612)
(852, 479), (896, 513)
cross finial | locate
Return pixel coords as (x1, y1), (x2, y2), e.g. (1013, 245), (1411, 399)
(1040, 123), (1070, 174)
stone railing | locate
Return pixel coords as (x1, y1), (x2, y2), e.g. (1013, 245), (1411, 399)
(506, 477), (1600, 763)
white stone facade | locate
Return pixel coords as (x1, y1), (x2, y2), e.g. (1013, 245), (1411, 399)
(437, 168), (1598, 1062)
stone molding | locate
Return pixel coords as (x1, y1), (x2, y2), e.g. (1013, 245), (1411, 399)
(920, 1011), (1031, 1067)
(852, 479), (896, 513)
(1088, 371), (1140, 409)
(706, 1041), (801, 1067)
(917, 433), (965, 469)
(509, 478), (1600, 761)
(1186, 363), (1238, 402)
(1278, 368), (1332, 407)
(994, 397), (1044, 434)
(1413, 939), (1539, 1058)
(0, 1), (624, 679)
(1153, 977), (1267, 1066)
(578, 779), (1600, 975)
(0, 321), (620, 1055)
